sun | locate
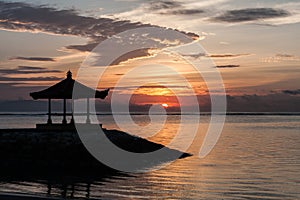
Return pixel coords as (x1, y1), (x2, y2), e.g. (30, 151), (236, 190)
(162, 103), (169, 108)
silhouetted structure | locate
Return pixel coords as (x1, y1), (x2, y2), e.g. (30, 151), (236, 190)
(30, 71), (109, 129)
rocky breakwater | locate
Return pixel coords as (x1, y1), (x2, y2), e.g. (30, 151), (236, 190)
(0, 128), (191, 175)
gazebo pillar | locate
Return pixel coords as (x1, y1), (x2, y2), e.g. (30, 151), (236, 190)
(70, 99), (75, 124)
(86, 98), (91, 124)
(62, 98), (67, 124)
(47, 98), (52, 124)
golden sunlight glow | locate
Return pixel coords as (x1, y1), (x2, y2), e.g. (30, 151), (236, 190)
(162, 103), (169, 108)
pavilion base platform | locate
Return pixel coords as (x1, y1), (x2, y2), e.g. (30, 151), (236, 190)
(36, 123), (103, 131)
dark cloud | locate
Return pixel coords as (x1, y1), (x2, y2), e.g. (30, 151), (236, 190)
(9, 57), (56, 62)
(0, 76), (61, 82)
(139, 85), (189, 89)
(18, 66), (45, 70)
(274, 54), (299, 60)
(1, 88), (300, 112)
(0, 66), (62, 75)
(0, 65), (62, 83)
(276, 54), (295, 58)
(225, 93), (300, 112)
(262, 53), (299, 62)
(216, 65), (240, 68)
(180, 52), (206, 59)
(0, 1), (147, 51)
(0, 83), (45, 100)
(149, 1), (204, 16)
(159, 9), (205, 15)
(0, 1), (125, 40)
(149, 1), (181, 11)
(0, 0), (199, 66)
(184, 32), (199, 39)
(113, 85), (189, 91)
(65, 43), (99, 52)
(209, 53), (251, 58)
(111, 48), (151, 65)
(212, 8), (290, 23)
(0, 1), (198, 48)
(282, 89), (300, 95)
(182, 53), (251, 59)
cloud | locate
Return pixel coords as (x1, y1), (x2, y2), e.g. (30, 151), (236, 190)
(179, 52), (251, 60)
(225, 93), (300, 112)
(212, 8), (290, 23)
(219, 41), (229, 45)
(276, 54), (295, 58)
(149, 0), (181, 11)
(115, 73), (125, 76)
(0, 83), (45, 100)
(209, 53), (251, 58)
(113, 85), (189, 90)
(9, 56), (56, 62)
(216, 65), (240, 68)
(176, 52), (206, 59)
(65, 43), (99, 52)
(0, 66), (62, 75)
(261, 54), (300, 63)
(0, 1), (198, 46)
(148, 1), (204, 15)
(111, 85), (190, 97)
(0, 1), (120, 40)
(0, 1), (201, 65)
(113, 1), (299, 31)
(111, 48), (152, 65)
(111, 0), (231, 31)
(0, 76), (61, 82)
(282, 89), (300, 95)
(0, 65), (62, 84)
(139, 85), (189, 89)
(18, 66), (45, 70)
(160, 9), (205, 15)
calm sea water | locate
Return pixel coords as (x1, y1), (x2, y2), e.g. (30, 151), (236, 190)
(0, 114), (299, 199)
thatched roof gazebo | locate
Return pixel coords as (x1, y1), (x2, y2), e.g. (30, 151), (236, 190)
(30, 71), (109, 129)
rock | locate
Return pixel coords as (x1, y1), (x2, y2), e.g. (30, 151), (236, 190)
(0, 128), (192, 175)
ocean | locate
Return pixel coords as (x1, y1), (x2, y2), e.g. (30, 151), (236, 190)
(0, 114), (299, 199)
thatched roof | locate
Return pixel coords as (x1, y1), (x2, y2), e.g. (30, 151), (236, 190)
(30, 71), (109, 100)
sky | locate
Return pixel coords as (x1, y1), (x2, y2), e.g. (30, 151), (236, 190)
(0, 0), (299, 112)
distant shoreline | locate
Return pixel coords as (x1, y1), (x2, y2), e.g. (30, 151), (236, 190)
(0, 112), (300, 116)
